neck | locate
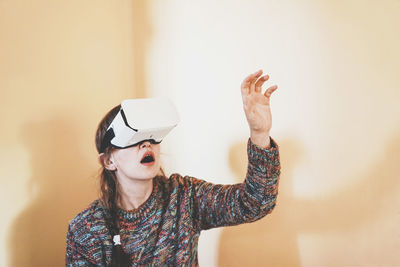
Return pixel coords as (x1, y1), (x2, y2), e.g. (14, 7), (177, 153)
(117, 177), (154, 210)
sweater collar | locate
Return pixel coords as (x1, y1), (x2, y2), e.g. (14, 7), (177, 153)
(117, 176), (160, 223)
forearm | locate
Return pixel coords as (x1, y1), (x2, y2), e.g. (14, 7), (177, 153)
(194, 137), (280, 230)
(244, 137), (280, 212)
(250, 130), (271, 149)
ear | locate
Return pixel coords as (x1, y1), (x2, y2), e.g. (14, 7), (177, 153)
(98, 153), (117, 171)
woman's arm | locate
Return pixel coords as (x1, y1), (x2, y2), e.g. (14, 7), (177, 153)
(191, 136), (280, 230)
(191, 70), (280, 230)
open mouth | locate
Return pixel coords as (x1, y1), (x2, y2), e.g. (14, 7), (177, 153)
(140, 152), (155, 164)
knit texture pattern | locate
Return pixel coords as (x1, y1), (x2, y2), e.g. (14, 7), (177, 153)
(66, 138), (280, 266)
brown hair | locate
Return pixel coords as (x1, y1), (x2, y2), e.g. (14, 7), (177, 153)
(95, 104), (130, 266)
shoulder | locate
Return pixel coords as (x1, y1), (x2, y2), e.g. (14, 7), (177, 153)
(67, 199), (108, 242)
(153, 174), (195, 197)
(160, 173), (201, 189)
(69, 200), (103, 229)
(157, 174), (210, 197)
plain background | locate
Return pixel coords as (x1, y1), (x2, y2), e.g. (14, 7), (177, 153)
(1, 0), (399, 266)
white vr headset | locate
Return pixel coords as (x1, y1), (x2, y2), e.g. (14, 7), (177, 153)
(99, 98), (180, 153)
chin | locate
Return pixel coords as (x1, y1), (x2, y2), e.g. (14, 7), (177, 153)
(140, 167), (160, 179)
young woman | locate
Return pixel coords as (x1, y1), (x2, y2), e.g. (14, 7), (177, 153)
(66, 70), (281, 266)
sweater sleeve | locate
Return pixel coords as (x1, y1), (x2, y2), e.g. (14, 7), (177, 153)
(191, 137), (280, 231)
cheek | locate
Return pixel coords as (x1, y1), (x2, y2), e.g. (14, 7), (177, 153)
(113, 150), (140, 169)
(154, 147), (161, 161)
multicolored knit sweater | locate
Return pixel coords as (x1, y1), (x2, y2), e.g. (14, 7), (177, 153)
(66, 138), (280, 266)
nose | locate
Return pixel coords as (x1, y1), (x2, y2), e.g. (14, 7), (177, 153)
(140, 140), (151, 149)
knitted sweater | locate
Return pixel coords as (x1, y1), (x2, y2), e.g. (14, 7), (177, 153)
(66, 138), (280, 266)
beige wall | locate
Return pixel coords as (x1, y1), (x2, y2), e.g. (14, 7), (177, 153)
(1, 0), (400, 266)
(0, 1), (143, 265)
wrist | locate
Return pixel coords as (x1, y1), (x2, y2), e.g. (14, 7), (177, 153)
(250, 131), (271, 149)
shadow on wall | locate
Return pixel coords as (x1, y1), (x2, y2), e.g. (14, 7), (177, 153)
(218, 133), (400, 266)
(7, 1), (152, 265)
(8, 117), (98, 266)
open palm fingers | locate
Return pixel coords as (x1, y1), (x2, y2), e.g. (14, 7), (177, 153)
(241, 70), (263, 96)
(264, 85), (278, 99)
(254, 74), (269, 93)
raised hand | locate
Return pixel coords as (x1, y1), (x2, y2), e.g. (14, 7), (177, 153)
(241, 70), (278, 148)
